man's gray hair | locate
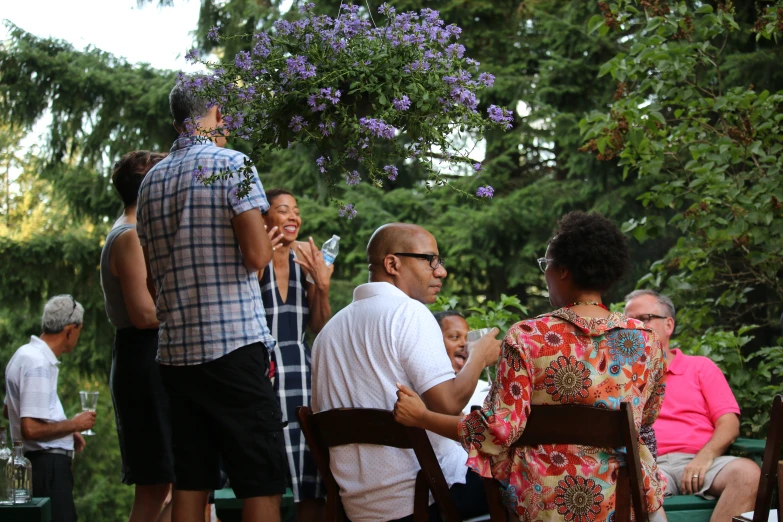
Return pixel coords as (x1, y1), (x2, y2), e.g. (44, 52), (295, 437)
(169, 81), (210, 127)
(42, 295), (84, 334)
(624, 289), (676, 319)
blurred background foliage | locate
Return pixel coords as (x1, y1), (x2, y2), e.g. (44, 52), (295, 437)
(1, 0), (782, 517)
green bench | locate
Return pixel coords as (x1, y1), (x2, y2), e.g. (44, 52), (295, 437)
(664, 438), (766, 522)
(214, 487), (296, 522)
(0, 498), (52, 522)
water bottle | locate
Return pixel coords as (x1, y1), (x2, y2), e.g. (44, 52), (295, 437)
(0, 428), (13, 505)
(11, 441), (31, 504)
(305, 235), (340, 284)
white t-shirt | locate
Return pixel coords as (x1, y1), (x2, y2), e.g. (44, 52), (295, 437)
(463, 379), (491, 415)
(312, 282), (468, 522)
(4, 336), (74, 452)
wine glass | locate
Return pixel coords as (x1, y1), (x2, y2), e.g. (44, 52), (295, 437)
(467, 328), (494, 386)
(79, 391), (99, 436)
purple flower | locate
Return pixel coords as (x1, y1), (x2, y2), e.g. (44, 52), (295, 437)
(392, 95), (411, 111)
(445, 44), (465, 58)
(289, 115), (307, 132)
(318, 122), (336, 136)
(339, 204), (358, 219)
(345, 170), (361, 186)
(299, 2), (315, 13)
(359, 117), (397, 139)
(384, 165), (399, 181)
(476, 185), (494, 198)
(235, 51), (252, 70)
(253, 33), (271, 57)
(478, 72), (495, 87)
(321, 87), (341, 104)
(379, 3), (395, 16)
(473, 163), (483, 172)
(450, 86), (478, 110)
(308, 95), (327, 112)
(286, 55), (316, 80)
(184, 48), (200, 62)
(193, 165), (208, 180)
(488, 105), (514, 130)
(316, 156), (329, 173)
(207, 26), (220, 42)
(466, 58), (481, 70)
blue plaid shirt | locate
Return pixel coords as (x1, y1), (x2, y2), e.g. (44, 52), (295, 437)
(137, 136), (276, 366)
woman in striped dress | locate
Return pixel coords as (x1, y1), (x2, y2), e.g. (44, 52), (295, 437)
(260, 189), (333, 521)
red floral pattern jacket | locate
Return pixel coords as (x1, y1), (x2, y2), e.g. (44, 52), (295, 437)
(458, 309), (667, 521)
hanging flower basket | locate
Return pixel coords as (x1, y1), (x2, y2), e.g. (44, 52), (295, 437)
(183, 2), (512, 218)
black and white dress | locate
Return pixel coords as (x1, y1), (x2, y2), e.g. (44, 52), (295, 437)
(259, 250), (323, 502)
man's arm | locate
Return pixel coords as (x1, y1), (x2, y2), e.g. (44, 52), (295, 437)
(232, 209), (274, 271)
(680, 413), (740, 494)
(21, 412), (96, 443)
(421, 331), (501, 415)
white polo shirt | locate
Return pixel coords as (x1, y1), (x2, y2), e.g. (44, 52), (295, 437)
(4, 336), (74, 452)
(312, 282), (468, 522)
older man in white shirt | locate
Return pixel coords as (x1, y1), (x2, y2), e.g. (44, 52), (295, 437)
(312, 223), (501, 522)
(4, 295), (96, 522)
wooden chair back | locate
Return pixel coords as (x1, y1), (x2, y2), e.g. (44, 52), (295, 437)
(296, 406), (462, 522)
(482, 402), (648, 522)
(741, 394), (783, 522)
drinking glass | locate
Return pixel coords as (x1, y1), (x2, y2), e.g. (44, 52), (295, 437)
(79, 391), (99, 436)
(467, 328), (494, 384)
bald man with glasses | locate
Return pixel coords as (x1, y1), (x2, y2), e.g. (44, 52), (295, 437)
(624, 290), (760, 522)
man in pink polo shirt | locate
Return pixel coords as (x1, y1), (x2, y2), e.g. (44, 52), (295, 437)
(625, 290), (760, 521)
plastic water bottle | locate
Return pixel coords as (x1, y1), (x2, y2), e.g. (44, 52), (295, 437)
(0, 428), (13, 505)
(306, 235), (340, 284)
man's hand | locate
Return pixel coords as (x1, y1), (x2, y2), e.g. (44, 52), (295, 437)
(680, 451), (714, 494)
(71, 411), (96, 433)
(468, 328), (502, 368)
(394, 383), (428, 428)
(73, 432), (86, 453)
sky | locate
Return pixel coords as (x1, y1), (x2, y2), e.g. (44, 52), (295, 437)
(1, 0), (201, 72)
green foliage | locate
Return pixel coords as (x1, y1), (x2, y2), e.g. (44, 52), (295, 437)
(582, 0), (783, 435)
(581, 1), (783, 333)
(432, 293), (529, 334)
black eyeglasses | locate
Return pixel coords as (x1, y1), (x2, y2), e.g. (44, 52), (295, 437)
(394, 253), (445, 270)
(537, 257), (554, 273)
(629, 313), (668, 323)
(65, 295), (80, 326)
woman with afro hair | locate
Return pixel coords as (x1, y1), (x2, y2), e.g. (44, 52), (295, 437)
(394, 211), (669, 521)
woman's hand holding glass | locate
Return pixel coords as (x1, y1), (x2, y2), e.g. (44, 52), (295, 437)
(295, 237), (335, 290)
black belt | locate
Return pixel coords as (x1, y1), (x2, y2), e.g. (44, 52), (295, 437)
(25, 448), (74, 458)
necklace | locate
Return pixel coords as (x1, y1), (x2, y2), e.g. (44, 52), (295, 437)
(566, 301), (609, 311)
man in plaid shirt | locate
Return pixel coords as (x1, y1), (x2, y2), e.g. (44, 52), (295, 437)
(136, 82), (287, 521)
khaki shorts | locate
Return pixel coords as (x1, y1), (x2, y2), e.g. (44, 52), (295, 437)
(657, 452), (737, 499)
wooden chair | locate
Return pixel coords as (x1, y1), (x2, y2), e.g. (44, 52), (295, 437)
(481, 402), (648, 522)
(732, 394), (783, 522)
(296, 406), (462, 522)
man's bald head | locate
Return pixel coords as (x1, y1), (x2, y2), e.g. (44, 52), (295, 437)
(367, 223), (430, 269)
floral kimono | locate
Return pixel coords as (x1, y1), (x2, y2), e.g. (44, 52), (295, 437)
(459, 309), (667, 521)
